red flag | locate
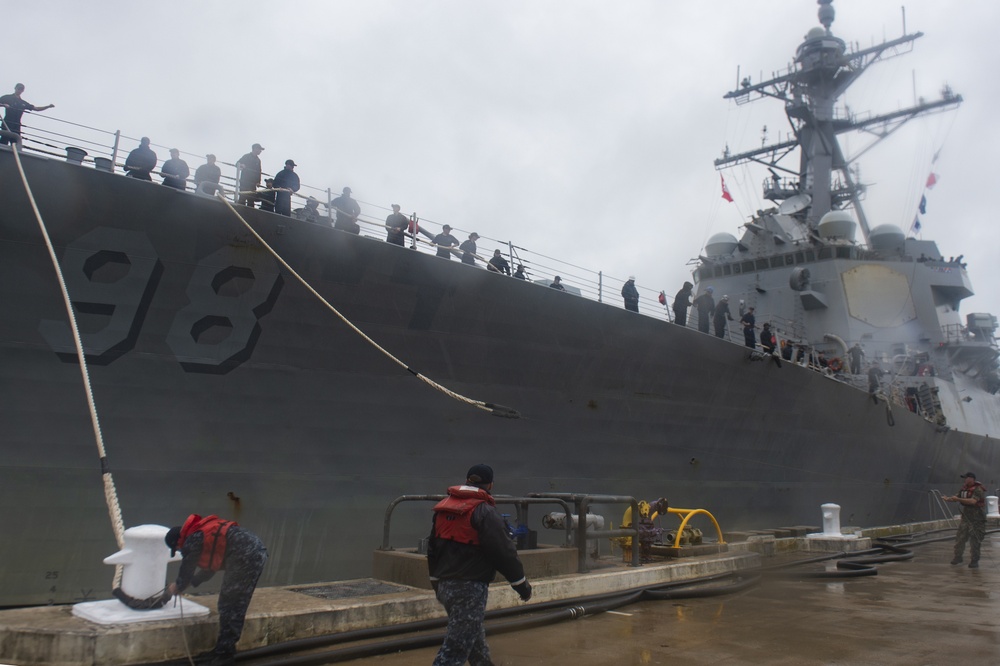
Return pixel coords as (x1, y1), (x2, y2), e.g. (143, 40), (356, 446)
(721, 174), (733, 202)
(925, 172), (938, 189)
(658, 291), (666, 306)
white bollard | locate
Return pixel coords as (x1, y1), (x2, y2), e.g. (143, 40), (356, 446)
(987, 496), (1000, 519)
(807, 502), (861, 547)
(821, 503), (842, 536)
(103, 524), (180, 600)
(73, 524), (209, 625)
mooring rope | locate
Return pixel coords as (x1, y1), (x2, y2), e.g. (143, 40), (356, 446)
(10, 145), (128, 587)
(215, 192), (519, 418)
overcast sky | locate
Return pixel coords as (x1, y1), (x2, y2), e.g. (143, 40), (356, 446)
(8, 0), (999, 320)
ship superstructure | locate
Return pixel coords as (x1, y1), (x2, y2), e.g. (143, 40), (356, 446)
(701, 0), (999, 434)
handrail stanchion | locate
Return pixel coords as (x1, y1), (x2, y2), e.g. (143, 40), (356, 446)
(110, 130), (120, 174)
(598, 271), (603, 303)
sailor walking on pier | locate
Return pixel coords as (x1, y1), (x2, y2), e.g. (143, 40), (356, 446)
(428, 464), (532, 666)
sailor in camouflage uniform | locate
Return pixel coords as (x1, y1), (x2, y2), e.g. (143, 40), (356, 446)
(945, 472), (987, 568)
(165, 515), (267, 666)
(428, 464), (532, 666)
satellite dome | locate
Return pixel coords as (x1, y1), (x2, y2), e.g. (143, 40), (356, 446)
(868, 224), (906, 253)
(817, 209), (856, 242)
(705, 232), (739, 257)
(804, 26), (826, 41)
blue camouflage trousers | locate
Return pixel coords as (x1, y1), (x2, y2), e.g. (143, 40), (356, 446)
(215, 543), (268, 656)
(433, 579), (494, 666)
(954, 517), (986, 562)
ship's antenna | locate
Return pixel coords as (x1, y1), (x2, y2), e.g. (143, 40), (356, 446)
(818, 0), (835, 32)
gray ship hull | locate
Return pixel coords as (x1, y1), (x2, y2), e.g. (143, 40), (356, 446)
(1, 152), (993, 606)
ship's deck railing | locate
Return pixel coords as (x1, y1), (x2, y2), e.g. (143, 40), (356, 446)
(12, 112), (975, 419)
(9, 112), (682, 320)
(940, 323), (999, 349)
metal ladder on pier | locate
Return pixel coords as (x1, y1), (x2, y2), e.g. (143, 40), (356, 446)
(929, 489), (960, 524)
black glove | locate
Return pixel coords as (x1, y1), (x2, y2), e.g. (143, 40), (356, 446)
(512, 580), (532, 602)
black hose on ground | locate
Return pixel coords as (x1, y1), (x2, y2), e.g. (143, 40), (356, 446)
(759, 528), (1000, 581)
(234, 570), (747, 663)
(228, 574), (759, 665)
(760, 539), (918, 579)
(236, 577), (762, 665)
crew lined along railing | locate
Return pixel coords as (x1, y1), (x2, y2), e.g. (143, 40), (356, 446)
(10, 113), (946, 422)
(15, 113), (680, 319)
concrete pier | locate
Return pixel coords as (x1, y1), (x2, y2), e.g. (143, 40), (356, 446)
(0, 518), (992, 665)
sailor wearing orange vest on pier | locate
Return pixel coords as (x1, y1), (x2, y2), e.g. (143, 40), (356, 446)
(165, 514), (267, 666)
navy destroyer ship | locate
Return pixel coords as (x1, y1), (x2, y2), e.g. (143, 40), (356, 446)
(1, 0), (997, 606)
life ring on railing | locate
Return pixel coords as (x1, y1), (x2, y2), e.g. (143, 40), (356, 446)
(828, 357), (843, 373)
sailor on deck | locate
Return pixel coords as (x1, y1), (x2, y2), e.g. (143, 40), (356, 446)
(236, 143), (264, 207)
(622, 276), (639, 312)
(0, 83), (54, 146)
(848, 343), (864, 374)
(272, 159), (300, 216)
(867, 361), (885, 403)
(693, 287), (715, 334)
(194, 154), (222, 195)
(124, 137), (157, 181)
(433, 225), (460, 259)
(331, 186), (361, 234)
(673, 281), (693, 326)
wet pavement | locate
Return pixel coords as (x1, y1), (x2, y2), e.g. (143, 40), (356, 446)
(352, 534), (999, 666)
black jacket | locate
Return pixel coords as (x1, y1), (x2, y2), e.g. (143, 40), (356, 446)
(427, 500), (525, 585)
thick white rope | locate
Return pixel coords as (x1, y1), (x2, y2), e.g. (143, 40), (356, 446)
(10, 146), (127, 587)
(216, 192), (519, 418)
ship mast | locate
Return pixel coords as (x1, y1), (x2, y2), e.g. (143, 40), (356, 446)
(715, 0), (962, 245)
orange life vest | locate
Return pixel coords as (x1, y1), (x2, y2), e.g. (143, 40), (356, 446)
(177, 514), (236, 571)
(433, 485), (495, 545)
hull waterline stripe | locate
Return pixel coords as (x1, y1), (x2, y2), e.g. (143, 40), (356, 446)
(11, 145), (127, 588)
(216, 192), (520, 419)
